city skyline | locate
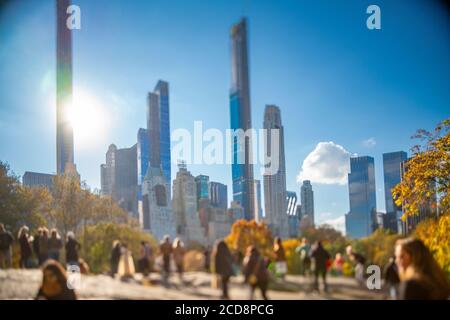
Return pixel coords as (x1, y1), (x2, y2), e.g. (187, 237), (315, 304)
(1, 0), (449, 234)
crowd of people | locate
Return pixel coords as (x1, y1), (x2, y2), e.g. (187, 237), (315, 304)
(1, 222), (449, 300)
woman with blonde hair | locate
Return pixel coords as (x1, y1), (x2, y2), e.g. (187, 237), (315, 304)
(395, 238), (450, 300)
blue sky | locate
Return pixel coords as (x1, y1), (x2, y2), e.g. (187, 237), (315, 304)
(1, 0), (449, 233)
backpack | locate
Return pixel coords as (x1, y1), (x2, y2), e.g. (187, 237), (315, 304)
(0, 233), (12, 250)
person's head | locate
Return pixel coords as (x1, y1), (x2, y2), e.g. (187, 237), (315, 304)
(0, 223), (5, 232)
(18, 225), (29, 238)
(301, 237), (308, 245)
(40, 260), (68, 298)
(335, 253), (342, 260)
(215, 239), (229, 256)
(67, 231), (75, 240)
(246, 246), (258, 257)
(315, 241), (323, 248)
(275, 237), (282, 245)
(113, 240), (120, 248)
(395, 238), (450, 298)
(346, 245), (353, 256)
(50, 228), (58, 239)
(37, 227), (43, 235)
(42, 227), (49, 237)
(163, 235), (170, 243)
(173, 238), (182, 248)
(141, 241), (146, 246)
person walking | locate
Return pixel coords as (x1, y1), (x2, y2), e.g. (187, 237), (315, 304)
(38, 228), (50, 265)
(159, 235), (173, 281)
(346, 245), (366, 286)
(243, 246), (270, 300)
(296, 238), (311, 276)
(65, 231), (81, 267)
(118, 243), (135, 280)
(333, 253), (344, 276)
(172, 238), (185, 281)
(33, 228), (42, 265)
(48, 229), (63, 262)
(212, 240), (234, 299)
(273, 237), (287, 279)
(138, 241), (153, 276)
(310, 241), (331, 293)
(395, 238), (450, 300)
(203, 245), (211, 272)
(110, 240), (121, 277)
(18, 226), (33, 268)
(0, 223), (14, 269)
(383, 256), (400, 299)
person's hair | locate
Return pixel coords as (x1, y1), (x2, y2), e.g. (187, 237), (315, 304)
(173, 238), (183, 248)
(396, 238), (450, 299)
(41, 259), (68, 289)
(50, 228), (59, 239)
(67, 231), (75, 239)
(18, 225), (29, 238)
(214, 239), (230, 257)
(112, 240), (120, 248)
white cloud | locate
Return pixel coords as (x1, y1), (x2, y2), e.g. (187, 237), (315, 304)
(319, 215), (346, 235)
(362, 137), (376, 148)
(297, 141), (354, 185)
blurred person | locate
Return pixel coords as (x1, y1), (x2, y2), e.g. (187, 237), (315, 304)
(243, 246), (270, 300)
(138, 241), (153, 276)
(110, 240), (121, 277)
(383, 256), (400, 299)
(212, 239), (234, 299)
(38, 227), (50, 265)
(203, 245), (211, 272)
(310, 241), (331, 293)
(395, 238), (450, 300)
(118, 243), (135, 280)
(172, 238), (185, 280)
(18, 226), (33, 268)
(273, 237), (287, 279)
(48, 228), (63, 262)
(295, 237), (311, 276)
(35, 259), (77, 300)
(160, 235), (173, 280)
(0, 223), (14, 269)
(33, 228), (42, 264)
(333, 253), (344, 276)
(346, 245), (366, 286)
(65, 231), (81, 267)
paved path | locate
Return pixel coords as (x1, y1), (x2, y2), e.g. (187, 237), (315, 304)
(0, 269), (386, 300)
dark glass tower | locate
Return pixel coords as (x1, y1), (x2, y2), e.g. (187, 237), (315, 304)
(345, 156), (377, 238)
(229, 18), (255, 220)
(56, 0), (74, 174)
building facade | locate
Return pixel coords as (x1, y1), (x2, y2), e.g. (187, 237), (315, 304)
(229, 18), (255, 220)
(300, 180), (315, 226)
(23, 172), (56, 190)
(345, 156), (377, 238)
(209, 182), (228, 209)
(263, 105), (288, 238)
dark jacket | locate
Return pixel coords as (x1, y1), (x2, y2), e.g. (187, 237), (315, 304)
(0, 231), (14, 250)
(383, 261), (400, 285)
(19, 234), (32, 258)
(398, 279), (433, 300)
(243, 253), (269, 285)
(65, 238), (81, 263)
(309, 244), (330, 271)
(214, 245), (233, 278)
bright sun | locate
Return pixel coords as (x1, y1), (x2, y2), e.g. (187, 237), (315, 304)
(66, 88), (110, 149)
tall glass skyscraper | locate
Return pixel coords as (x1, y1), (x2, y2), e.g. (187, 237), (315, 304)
(56, 0), (74, 174)
(195, 175), (210, 202)
(300, 180), (315, 226)
(209, 182), (228, 209)
(229, 18), (255, 220)
(383, 151), (407, 233)
(263, 105), (288, 237)
(153, 80), (171, 185)
(345, 156), (377, 238)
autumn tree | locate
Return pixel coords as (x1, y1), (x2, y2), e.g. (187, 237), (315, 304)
(225, 219), (274, 259)
(393, 118), (450, 219)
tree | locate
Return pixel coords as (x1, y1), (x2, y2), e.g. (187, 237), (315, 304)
(225, 219), (274, 259)
(393, 118), (450, 219)
(414, 213), (450, 275)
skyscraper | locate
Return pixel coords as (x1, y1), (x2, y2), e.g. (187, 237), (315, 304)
(345, 156), (377, 238)
(137, 128), (150, 225)
(209, 182), (228, 209)
(286, 191), (299, 238)
(23, 172), (55, 190)
(300, 180), (315, 226)
(56, 0), (74, 175)
(382, 151), (407, 233)
(153, 80), (171, 185)
(229, 18), (255, 220)
(172, 162), (206, 244)
(263, 105), (288, 238)
(100, 143), (138, 217)
(141, 81), (175, 239)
